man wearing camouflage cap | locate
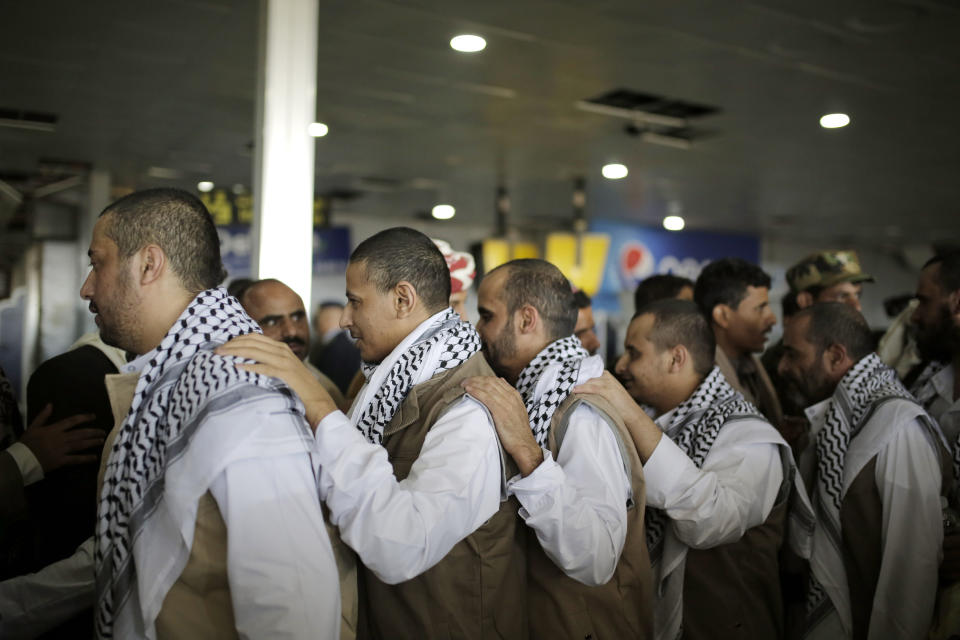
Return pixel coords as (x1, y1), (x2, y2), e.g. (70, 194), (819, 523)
(785, 249), (874, 312)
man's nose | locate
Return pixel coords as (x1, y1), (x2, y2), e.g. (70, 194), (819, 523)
(80, 271), (94, 300)
(614, 354), (627, 376)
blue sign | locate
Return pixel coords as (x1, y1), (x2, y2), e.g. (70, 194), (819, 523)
(216, 225), (352, 280)
(590, 219), (760, 312)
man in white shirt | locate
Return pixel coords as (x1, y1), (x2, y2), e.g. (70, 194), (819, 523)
(462, 258), (652, 639)
(575, 299), (801, 640)
(779, 302), (946, 640)
(219, 227), (526, 639)
(82, 188), (339, 638)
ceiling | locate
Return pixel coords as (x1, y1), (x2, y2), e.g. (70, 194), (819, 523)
(2, 0), (959, 246)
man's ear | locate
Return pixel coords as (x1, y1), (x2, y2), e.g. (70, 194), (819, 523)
(139, 245), (166, 286)
(823, 342), (849, 376)
(667, 345), (687, 374)
(393, 281), (418, 318)
(948, 290), (960, 320)
(712, 304), (731, 330)
(517, 304), (538, 334)
(796, 291), (814, 309)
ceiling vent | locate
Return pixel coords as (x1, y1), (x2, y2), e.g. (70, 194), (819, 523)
(576, 89), (719, 149)
(0, 107), (58, 132)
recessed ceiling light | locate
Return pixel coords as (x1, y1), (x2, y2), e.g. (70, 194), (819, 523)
(450, 34), (486, 53)
(197, 181), (214, 192)
(308, 122), (329, 137)
(819, 113), (850, 129)
(432, 204), (456, 220)
(663, 215), (685, 231)
(601, 163), (628, 180)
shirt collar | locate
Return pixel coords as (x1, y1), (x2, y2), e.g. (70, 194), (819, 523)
(654, 406), (678, 430)
(121, 350), (153, 375)
(933, 363), (956, 402)
(804, 396), (832, 424)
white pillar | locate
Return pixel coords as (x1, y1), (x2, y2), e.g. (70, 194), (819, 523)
(252, 0), (318, 304)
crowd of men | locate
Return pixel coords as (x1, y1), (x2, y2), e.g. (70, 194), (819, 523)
(0, 187), (957, 640)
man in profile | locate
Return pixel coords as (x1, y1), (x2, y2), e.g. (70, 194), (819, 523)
(576, 299), (802, 639)
(779, 303), (945, 639)
(463, 258), (652, 639)
(83, 188), (339, 637)
(695, 258), (783, 426)
(239, 278), (346, 409)
(220, 227), (525, 639)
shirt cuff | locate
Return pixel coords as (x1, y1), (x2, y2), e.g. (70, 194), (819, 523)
(506, 449), (562, 518)
(642, 435), (697, 508)
(6, 442), (44, 486)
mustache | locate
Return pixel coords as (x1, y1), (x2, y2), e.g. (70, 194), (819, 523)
(281, 336), (306, 347)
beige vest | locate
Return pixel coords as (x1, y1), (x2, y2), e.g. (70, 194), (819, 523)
(360, 352), (528, 640)
(98, 372), (358, 640)
(526, 393), (654, 639)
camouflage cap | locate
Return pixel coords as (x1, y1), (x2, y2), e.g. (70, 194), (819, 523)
(786, 250), (874, 293)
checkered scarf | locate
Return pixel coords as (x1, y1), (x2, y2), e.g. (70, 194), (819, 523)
(94, 288), (294, 638)
(804, 353), (926, 635)
(514, 336), (589, 447)
(645, 367), (761, 566)
(355, 308), (480, 444)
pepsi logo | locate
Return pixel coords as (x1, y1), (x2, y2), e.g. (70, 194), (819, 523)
(620, 242), (655, 286)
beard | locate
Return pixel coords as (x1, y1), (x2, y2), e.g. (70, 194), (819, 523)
(482, 326), (517, 379)
(787, 361), (835, 407)
(915, 304), (957, 363)
(97, 268), (142, 353)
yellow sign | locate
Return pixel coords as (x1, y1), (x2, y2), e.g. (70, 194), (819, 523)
(481, 233), (610, 296)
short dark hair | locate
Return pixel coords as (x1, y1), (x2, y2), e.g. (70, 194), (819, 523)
(349, 227), (450, 312)
(634, 274), (694, 312)
(100, 188), (226, 293)
(795, 302), (875, 362)
(492, 259), (577, 341)
(636, 299), (715, 380)
(924, 250), (960, 293)
(227, 277), (255, 300)
(781, 291), (803, 319)
(572, 290), (592, 309)
(694, 258), (771, 323)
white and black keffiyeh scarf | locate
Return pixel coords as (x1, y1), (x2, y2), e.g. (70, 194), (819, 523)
(355, 308), (479, 444)
(95, 288), (299, 638)
(645, 367), (760, 566)
(804, 353), (933, 636)
(514, 336), (589, 447)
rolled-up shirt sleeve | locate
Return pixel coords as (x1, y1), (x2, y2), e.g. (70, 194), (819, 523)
(643, 419), (782, 549)
(507, 404), (630, 585)
(312, 396), (502, 585)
